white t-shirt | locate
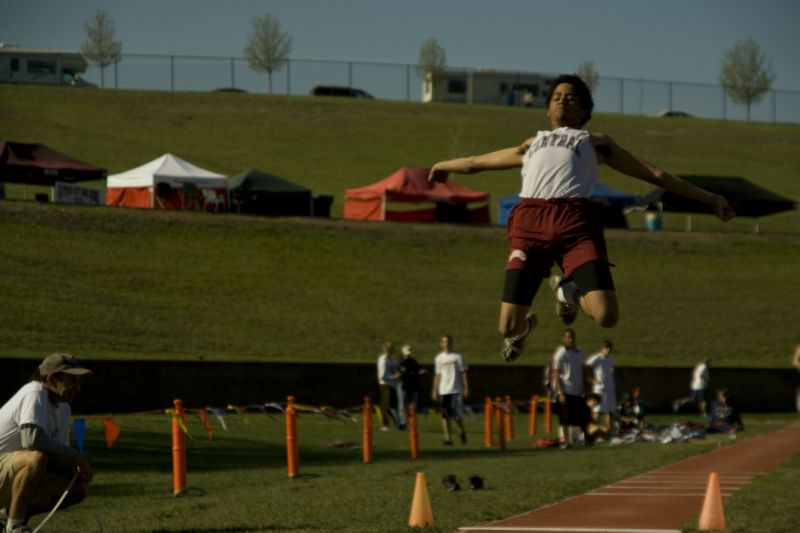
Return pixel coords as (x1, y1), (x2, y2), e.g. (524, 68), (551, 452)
(586, 352), (616, 393)
(0, 382), (72, 454)
(520, 127), (599, 199)
(434, 351), (466, 395)
(552, 346), (585, 396)
(690, 362), (709, 391)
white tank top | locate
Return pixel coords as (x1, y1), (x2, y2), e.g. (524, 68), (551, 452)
(520, 127), (598, 199)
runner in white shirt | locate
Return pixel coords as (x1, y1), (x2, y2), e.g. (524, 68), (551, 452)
(428, 74), (735, 363)
(0, 353), (94, 533)
(431, 335), (469, 445)
(690, 358), (710, 416)
(585, 340), (617, 430)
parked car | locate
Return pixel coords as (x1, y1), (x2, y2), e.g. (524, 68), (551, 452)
(310, 85), (374, 99)
(655, 109), (693, 118)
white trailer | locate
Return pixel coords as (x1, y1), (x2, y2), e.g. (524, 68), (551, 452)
(0, 43), (90, 86)
(423, 68), (555, 107)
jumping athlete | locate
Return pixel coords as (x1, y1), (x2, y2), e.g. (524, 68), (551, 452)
(428, 74), (735, 363)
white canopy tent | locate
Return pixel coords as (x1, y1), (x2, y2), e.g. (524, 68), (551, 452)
(106, 153), (228, 210)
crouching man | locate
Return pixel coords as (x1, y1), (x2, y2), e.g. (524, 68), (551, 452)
(0, 353), (94, 533)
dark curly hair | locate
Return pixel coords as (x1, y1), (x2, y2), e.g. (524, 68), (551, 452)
(545, 74), (594, 126)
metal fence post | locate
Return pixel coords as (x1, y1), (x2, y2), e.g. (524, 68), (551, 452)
(406, 64), (411, 102)
(230, 57), (235, 89)
(170, 55), (174, 92)
(286, 59), (291, 95)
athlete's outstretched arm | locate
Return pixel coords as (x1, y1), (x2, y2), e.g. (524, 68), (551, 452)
(592, 133), (736, 222)
(428, 140), (531, 183)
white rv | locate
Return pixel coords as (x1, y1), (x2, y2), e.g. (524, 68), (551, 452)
(0, 43), (90, 86)
(423, 68), (554, 107)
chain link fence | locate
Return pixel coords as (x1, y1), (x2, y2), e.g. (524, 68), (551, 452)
(82, 53), (800, 124)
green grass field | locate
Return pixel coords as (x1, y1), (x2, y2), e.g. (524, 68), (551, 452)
(28, 411), (798, 533)
(2, 85), (800, 532)
(0, 201), (798, 367)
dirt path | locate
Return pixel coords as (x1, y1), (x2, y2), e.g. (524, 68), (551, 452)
(460, 424), (800, 533)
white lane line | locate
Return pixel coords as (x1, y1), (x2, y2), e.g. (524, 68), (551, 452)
(587, 492), (735, 497)
(459, 527), (682, 533)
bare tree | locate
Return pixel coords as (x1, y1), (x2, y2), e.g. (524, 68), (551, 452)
(719, 38), (775, 122)
(81, 8), (122, 88)
(576, 61), (599, 92)
(244, 14), (292, 94)
(417, 38), (447, 102)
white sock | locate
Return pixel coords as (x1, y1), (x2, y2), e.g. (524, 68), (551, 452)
(6, 519), (25, 532)
(556, 280), (579, 305)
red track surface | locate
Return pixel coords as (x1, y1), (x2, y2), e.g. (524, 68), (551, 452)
(460, 424), (800, 533)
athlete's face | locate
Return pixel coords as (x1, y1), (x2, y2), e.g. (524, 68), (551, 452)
(440, 336), (452, 351)
(47, 373), (82, 404)
(562, 331), (575, 349)
(547, 83), (585, 129)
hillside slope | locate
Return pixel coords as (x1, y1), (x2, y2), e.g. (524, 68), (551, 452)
(2, 85), (798, 232)
(1, 201), (797, 367)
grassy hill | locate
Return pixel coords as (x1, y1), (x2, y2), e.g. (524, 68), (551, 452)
(1, 201), (797, 368)
(1, 85), (799, 367)
(2, 85), (799, 231)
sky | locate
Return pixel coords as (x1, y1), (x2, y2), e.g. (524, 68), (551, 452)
(2, 0), (798, 89)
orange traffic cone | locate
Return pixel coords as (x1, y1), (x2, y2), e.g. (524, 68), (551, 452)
(408, 472), (434, 527)
(698, 472), (726, 531)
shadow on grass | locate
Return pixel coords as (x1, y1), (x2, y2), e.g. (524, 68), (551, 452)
(85, 426), (541, 475)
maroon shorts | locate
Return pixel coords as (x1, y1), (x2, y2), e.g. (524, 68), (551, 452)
(506, 198), (609, 278)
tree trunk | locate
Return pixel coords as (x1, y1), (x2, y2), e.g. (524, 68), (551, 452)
(100, 66), (105, 89)
(268, 71), (273, 95)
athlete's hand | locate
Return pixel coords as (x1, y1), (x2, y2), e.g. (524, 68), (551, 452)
(76, 455), (94, 483)
(428, 164), (449, 183)
(711, 194), (736, 222)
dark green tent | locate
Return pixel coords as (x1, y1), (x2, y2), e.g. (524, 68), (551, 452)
(229, 169), (315, 217)
(643, 176), (796, 218)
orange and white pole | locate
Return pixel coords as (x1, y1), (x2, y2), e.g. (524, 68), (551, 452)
(484, 397), (493, 447)
(504, 395), (514, 441)
(409, 404), (420, 459)
(363, 396), (373, 463)
(529, 395), (539, 436)
(172, 398), (187, 495)
(286, 395), (299, 478)
(495, 396), (506, 451)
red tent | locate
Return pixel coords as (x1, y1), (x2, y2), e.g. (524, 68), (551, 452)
(0, 141), (106, 185)
(344, 167), (490, 223)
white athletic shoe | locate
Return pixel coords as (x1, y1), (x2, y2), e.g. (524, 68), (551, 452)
(549, 275), (578, 325)
(501, 311), (537, 363)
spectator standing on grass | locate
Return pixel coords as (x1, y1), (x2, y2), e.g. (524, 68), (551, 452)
(376, 343), (404, 431)
(552, 329), (588, 448)
(585, 340), (616, 432)
(399, 345), (427, 413)
(0, 354), (94, 533)
(431, 335), (469, 445)
(690, 358), (711, 416)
